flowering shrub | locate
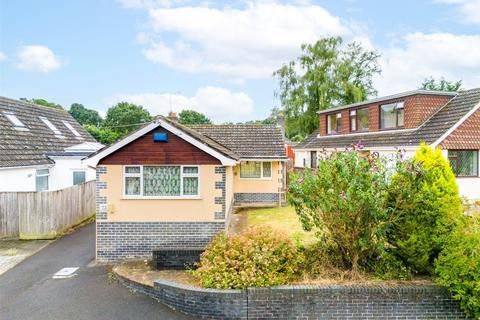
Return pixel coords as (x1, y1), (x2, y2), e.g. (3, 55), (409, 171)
(387, 144), (464, 274)
(288, 146), (392, 274)
(435, 214), (480, 319)
(192, 226), (303, 289)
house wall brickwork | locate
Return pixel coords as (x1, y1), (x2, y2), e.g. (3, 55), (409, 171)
(441, 108), (480, 149)
(116, 275), (467, 320)
(319, 114), (327, 136)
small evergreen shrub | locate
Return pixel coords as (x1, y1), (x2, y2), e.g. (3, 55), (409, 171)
(387, 144), (464, 274)
(192, 227), (303, 289)
(435, 214), (480, 319)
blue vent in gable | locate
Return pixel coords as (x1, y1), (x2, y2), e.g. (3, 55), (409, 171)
(153, 132), (168, 142)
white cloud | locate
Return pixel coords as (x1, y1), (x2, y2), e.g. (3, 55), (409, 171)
(0, 52), (6, 62)
(105, 86), (255, 123)
(376, 32), (480, 94)
(137, 2), (352, 80)
(16, 45), (63, 72)
(436, 0), (480, 24)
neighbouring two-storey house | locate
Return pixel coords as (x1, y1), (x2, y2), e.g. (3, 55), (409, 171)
(0, 97), (102, 192)
(86, 117), (287, 262)
(295, 88), (480, 200)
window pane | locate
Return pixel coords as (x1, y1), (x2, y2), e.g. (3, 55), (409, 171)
(397, 108), (404, 127)
(327, 114), (340, 134)
(125, 166), (140, 174)
(449, 158), (458, 175)
(262, 162), (272, 178)
(36, 169), (49, 175)
(73, 171), (86, 185)
(357, 108), (369, 131)
(183, 177), (199, 195)
(240, 162), (261, 178)
(457, 151), (478, 176)
(183, 166), (198, 174)
(143, 166), (180, 196)
(36, 176), (48, 191)
(380, 104), (397, 128)
(125, 177), (140, 195)
(350, 115), (356, 131)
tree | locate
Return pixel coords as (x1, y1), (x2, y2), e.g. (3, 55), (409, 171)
(68, 103), (103, 126)
(103, 102), (152, 136)
(178, 109), (212, 125)
(84, 125), (120, 145)
(274, 37), (381, 139)
(420, 77), (462, 92)
(20, 98), (63, 110)
(244, 107), (280, 125)
(387, 144), (464, 274)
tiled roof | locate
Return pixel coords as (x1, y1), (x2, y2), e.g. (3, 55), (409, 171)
(0, 96), (97, 168)
(296, 88), (480, 149)
(189, 124), (287, 159)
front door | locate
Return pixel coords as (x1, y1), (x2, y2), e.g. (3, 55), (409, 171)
(310, 151), (317, 169)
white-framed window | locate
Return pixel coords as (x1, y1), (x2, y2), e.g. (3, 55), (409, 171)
(380, 102), (404, 129)
(327, 112), (342, 134)
(239, 161), (272, 179)
(3, 112), (29, 131)
(123, 165), (200, 198)
(36, 169), (49, 191)
(39, 116), (62, 135)
(73, 171), (86, 185)
(63, 121), (82, 137)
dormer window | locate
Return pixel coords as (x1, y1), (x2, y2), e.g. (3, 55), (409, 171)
(350, 108), (369, 132)
(3, 112), (29, 131)
(380, 102), (404, 129)
(327, 112), (341, 135)
(62, 121), (82, 138)
(39, 116), (62, 135)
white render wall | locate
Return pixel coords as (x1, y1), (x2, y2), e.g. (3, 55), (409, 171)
(0, 158), (95, 192)
(294, 147), (480, 200)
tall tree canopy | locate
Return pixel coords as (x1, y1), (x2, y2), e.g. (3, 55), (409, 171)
(103, 102), (152, 135)
(420, 77), (462, 92)
(84, 125), (120, 145)
(69, 103), (103, 126)
(20, 98), (63, 110)
(274, 37), (381, 139)
(178, 109), (212, 125)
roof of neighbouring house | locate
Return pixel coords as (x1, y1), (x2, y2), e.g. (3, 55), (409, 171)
(188, 124), (287, 159)
(296, 88), (480, 150)
(0, 96), (97, 168)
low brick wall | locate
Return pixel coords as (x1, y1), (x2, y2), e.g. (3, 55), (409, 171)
(116, 273), (467, 319)
(234, 192), (285, 205)
(153, 249), (203, 269)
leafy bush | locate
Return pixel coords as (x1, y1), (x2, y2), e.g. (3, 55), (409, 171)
(435, 214), (480, 319)
(387, 144), (464, 273)
(288, 148), (392, 274)
(192, 227), (303, 289)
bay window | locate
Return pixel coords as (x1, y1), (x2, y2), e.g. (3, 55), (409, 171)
(448, 150), (479, 177)
(240, 161), (272, 179)
(123, 165), (200, 197)
(327, 112), (341, 134)
(380, 102), (404, 129)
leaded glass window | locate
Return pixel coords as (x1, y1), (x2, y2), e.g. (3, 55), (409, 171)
(144, 166), (181, 196)
(448, 150), (479, 177)
(262, 162), (272, 177)
(240, 161), (273, 179)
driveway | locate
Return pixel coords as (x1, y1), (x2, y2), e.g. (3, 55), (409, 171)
(0, 223), (192, 320)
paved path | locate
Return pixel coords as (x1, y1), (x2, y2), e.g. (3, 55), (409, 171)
(0, 223), (192, 320)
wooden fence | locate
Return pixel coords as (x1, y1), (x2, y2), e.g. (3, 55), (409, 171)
(0, 181), (95, 239)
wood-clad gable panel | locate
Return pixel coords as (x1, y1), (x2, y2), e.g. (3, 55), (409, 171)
(99, 127), (221, 165)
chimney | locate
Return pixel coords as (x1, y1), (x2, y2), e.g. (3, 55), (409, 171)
(167, 111), (178, 122)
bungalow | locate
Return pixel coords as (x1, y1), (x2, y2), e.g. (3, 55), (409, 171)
(294, 88), (480, 200)
(86, 117), (287, 262)
(0, 96), (102, 192)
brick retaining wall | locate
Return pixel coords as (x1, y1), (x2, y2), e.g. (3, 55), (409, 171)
(116, 273), (468, 319)
(234, 192), (285, 205)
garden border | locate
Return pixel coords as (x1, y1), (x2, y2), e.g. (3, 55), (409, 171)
(114, 272), (468, 319)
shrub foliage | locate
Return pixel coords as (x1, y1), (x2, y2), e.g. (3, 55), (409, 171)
(387, 144), (464, 273)
(192, 227), (303, 289)
(288, 148), (391, 274)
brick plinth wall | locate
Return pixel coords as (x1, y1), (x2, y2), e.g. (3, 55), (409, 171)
(115, 275), (468, 320)
(96, 221), (224, 262)
(233, 192), (284, 205)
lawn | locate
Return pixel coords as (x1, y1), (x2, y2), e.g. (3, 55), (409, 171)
(245, 206), (317, 246)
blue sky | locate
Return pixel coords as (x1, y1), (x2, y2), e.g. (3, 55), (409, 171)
(1, 0), (479, 123)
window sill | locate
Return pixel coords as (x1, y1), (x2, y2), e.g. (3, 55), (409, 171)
(454, 176), (480, 179)
(239, 177), (273, 181)
(122, 196), (202, 200)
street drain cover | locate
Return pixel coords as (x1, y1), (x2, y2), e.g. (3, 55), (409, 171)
(53, 267), (79, 279)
